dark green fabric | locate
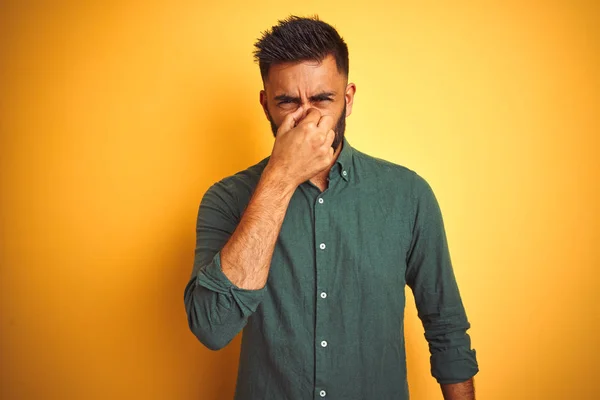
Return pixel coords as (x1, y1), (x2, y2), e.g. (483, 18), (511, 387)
(184, 137), (478, 400)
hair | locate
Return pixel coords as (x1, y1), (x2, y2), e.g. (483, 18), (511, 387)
(253, 15), (349, 82)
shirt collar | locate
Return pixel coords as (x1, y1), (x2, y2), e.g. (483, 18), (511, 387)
(332, 135), (353, 182)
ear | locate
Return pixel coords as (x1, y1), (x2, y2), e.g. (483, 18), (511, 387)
(344, 83), (357, 117)
(259, 90), (270, 121)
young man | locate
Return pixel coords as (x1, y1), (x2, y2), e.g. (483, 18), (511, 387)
(184, 15), (478, 400)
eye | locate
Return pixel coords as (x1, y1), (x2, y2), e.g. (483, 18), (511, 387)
(278, 99), (292, 105)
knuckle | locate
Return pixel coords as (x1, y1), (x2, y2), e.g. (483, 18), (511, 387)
(305, 122), (316, 130)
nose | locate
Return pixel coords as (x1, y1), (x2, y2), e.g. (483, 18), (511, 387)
(294, 106), (315, 127)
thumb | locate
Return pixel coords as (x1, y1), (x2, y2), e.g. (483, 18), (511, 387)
(278, 107), (304, 135)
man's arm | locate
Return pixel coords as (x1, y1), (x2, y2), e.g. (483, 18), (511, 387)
(219, 165), (296, 290)
(405, 173), (479, 398)
(184, 107), (336, 350)
(183, 167), (294, 350)
(441, 378), (475, 400)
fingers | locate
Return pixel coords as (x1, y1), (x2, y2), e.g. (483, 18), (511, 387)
(324, 129), (335, 147)
(278, 106), (305, 134)
(324, 130), (335, 158)
(317, 114), (335, 132)
(298, 108), (322, 127)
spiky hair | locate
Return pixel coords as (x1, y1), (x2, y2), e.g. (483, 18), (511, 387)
(253, 15), (349, 82)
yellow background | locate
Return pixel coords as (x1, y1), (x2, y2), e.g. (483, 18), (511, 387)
(1, 1), (598, 399)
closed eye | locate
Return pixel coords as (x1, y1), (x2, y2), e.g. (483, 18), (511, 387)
(310, 92), (335, 103)
(274, 92), (336, 107)
(274, 95), (300, 107)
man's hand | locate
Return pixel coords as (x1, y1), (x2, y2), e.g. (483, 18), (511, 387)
(441, 378), (475, 400)
(266, 107), (336, 188)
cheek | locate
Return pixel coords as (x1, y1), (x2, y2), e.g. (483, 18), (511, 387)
(266, 104), (284, 122)
(269, 110), (289, 128)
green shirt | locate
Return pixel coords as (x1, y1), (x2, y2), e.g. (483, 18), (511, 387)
(184, 137), (478, 400)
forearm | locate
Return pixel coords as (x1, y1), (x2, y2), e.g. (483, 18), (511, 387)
(220, 164), (296, 290)
(441, 378), (475, 400)
(185, 108), (333, 350)
(184, 165), (296, 349)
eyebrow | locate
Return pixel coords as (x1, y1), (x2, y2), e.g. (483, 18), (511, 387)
(274, 91), (337, 103)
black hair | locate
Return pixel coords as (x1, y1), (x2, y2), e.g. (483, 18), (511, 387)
(253, 15), (349, 82)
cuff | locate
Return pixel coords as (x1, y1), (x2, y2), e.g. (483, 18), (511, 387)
(196, 251), (267, 318)
(431, 347), (479, 384)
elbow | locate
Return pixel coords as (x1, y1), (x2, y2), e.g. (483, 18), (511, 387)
(184, 287), (234, 351)
(184, 273), (250, 351)
(193, 331), (230, 351)
(188, 320), (232, 351)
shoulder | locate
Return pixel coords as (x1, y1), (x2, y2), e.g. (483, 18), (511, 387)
(351, 147), (430, 196)
(203, 156), (271, 214)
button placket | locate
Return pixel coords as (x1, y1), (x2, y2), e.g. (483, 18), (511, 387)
(314, 190), (330, 399)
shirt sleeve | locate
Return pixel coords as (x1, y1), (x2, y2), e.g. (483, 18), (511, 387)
(184, 179), (267, 351)
(405, 173), (479, 384)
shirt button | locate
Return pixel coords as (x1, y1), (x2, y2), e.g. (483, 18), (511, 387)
(318, 198), (324, 204)
(320, 292), (327, 299)
(342, 170), (347, 177)
(319, 243), (326, 250)
(320, 390), (327, 397)
(321, 340), (328, 347)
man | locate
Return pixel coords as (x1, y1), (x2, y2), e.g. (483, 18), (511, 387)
(184, 15), (479, 400)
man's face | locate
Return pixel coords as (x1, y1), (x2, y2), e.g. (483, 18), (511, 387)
(260, 54), (355, 152)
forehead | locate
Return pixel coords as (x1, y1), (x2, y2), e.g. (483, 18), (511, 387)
(264, 54), (344, 94)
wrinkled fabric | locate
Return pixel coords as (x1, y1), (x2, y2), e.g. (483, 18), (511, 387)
(184, 136), (478, 399)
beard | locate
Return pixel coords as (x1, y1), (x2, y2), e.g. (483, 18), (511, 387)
(267, 101), (347, 152)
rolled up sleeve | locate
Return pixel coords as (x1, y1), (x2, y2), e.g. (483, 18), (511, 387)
(405, 173), (479, 384)
(184, 179), (266, 351)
